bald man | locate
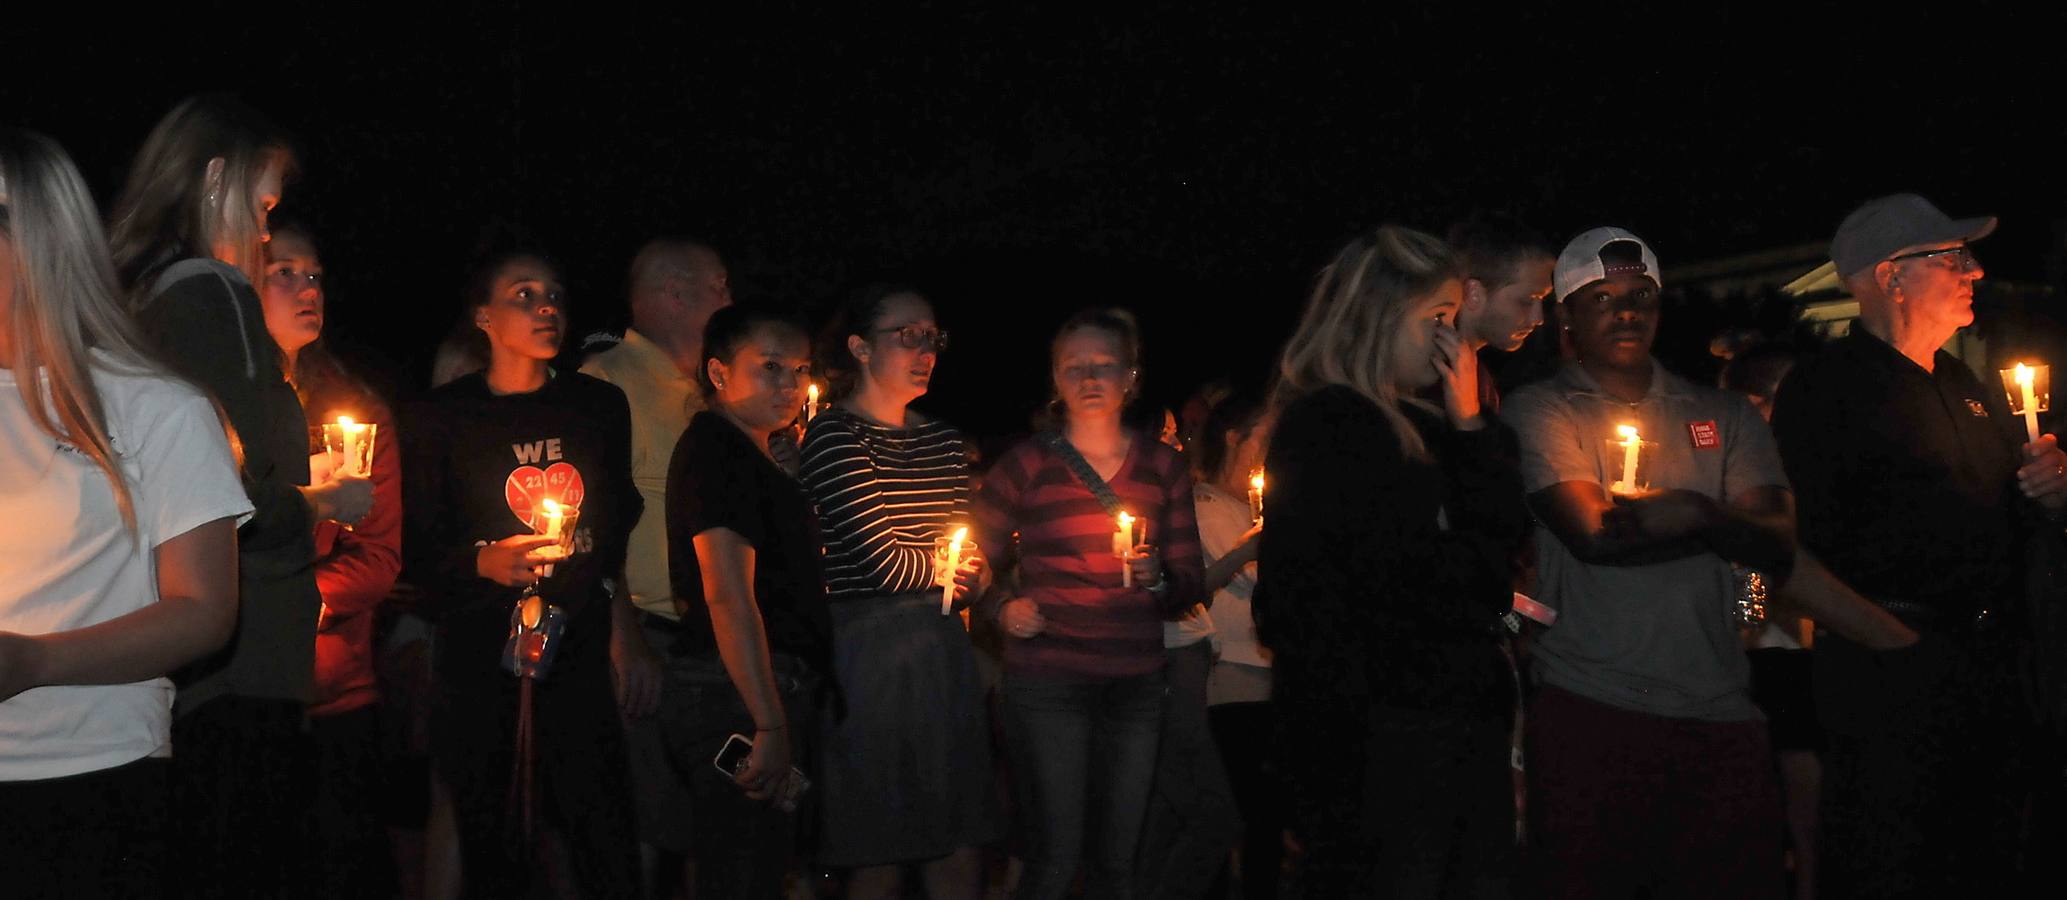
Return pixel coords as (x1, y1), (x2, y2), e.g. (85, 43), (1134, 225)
(580, 238), (732, 894)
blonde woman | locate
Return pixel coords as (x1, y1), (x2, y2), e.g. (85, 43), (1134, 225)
(109, 93), (370, 896)
(1253, 225), (1527, 898)
(0, 129), (249, 897)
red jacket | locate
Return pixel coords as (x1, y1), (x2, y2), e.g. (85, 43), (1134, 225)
(310, 416), (404, 717)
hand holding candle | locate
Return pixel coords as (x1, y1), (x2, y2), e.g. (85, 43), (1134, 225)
(1112, 512), (1150, 588)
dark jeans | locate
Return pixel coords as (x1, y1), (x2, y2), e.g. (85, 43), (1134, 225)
(1208, 700), (1286, 900)
(309, 704), (399, 900)
(1525, 685), (1781, 900)
(431, 653), (639, 899)
(169, 696), (308, 900)
(0, 756), (168, 898)
(1286, 703), (1513, 900)
(657, 651), (821, 900)
(1002, 667), (1167, 900)
(1815, 631), (2033, 899)
(1136, 642), (1242, 899)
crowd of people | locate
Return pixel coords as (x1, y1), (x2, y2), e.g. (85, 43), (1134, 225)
(0, 93), (2061, 900)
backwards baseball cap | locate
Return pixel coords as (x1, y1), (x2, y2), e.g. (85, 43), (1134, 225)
(1830, 193), (1995, 280)
(1554, 227), (1659, 301)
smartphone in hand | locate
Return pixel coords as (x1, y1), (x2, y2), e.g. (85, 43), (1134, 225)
(711, 732), (812, 813)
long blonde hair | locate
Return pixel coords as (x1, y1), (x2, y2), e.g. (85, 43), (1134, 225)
(1271, 225), (1459, 460)
(1, 129), (170, 529)
(108, 93), (293, 291)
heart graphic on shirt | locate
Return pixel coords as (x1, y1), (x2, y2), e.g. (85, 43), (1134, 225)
(505, 462), (586, 531)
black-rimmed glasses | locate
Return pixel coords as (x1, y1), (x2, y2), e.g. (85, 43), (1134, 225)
(1889, 246), (1978, 270)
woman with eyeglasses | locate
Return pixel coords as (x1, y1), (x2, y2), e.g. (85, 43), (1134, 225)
(0, 129), (250, 898)
(400, 251), (643, 897)
(108, 93), (372, 897)
(801, 286), (997, 899)
(256, 219), (405, 899)
(971, 307), (1205, 900)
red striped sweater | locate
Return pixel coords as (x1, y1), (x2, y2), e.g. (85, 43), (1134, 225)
(973, 433), (1204, 680)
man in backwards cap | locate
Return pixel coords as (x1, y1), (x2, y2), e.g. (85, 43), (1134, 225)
(1504, 228), (1795, 899)
(1771, 195), (2066, 897)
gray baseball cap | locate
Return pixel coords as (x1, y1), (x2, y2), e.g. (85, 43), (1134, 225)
(1830, 193), (1996, 280)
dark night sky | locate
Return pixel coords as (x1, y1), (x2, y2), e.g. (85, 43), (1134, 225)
(19, 6), (2067, 441)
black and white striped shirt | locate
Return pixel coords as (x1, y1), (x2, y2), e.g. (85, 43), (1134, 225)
(799, 407), (971, 602)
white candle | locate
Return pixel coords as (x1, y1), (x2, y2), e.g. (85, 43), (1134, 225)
(541, 498), (565, 543)
(1613, 424), (1642, 496)
(2017, 363), (2041, 443)
(806, 384), (821, 423)
(942, 526), (967, 615)
(1247, 469), (1266, 525)
(337, 416), (363, 476)
(1114, 512), (1136, 588)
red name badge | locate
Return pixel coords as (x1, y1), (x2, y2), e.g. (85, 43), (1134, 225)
(1688, 420), (1719, 450)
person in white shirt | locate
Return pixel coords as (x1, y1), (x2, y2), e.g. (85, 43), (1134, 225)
(0, 129), (249, 897)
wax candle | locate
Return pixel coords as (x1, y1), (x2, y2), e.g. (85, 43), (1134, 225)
(1114, 512), (1137, 588)
(942, 526), (968, 615)
(1613, 424), (1642, 496)
(541, 498), (565, 542)
(1247, 468), (1266, 524)
(2017, 363), (2041, 443)
(806, 384), (821, 423)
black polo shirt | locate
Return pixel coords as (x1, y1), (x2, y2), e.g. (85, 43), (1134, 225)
(1770, 330), (2029, 626)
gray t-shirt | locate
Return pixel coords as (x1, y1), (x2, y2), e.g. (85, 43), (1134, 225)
(1505, 359), (1786, 721)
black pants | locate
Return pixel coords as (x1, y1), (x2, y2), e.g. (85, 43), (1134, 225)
(1289, 705), (1513, 899)
(169, 696), (308, 899)
(431, 652), (639, 899)
(1136, 641), (1242, 900)
(1208, 700), (1287, 900)
(309, 704), (399, 900)
(1816, 630), (2034, 899)
(1, 756), (169, 898)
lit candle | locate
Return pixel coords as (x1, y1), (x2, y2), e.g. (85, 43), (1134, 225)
(1114, 512), (1137, 588)
(336, 416), (363, 476)
(806, 384), (821, 423)
(1613, 424), (1642, 497)
(2017, 363), (2041, 443)
(540, 498), (565, 543)
(942, 526), (968, 615)
(1247, 468), (1266, 525)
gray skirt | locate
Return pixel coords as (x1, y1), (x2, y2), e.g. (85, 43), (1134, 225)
(815, 592), (1001, 866)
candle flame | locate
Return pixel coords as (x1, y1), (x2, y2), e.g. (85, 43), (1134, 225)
(2017, 363), (2035, 388)
(541, 498), (561, 516)
(336, 415), (354, 428)
(1616, 424), (1640, 440)
(949, 526), (968, 549)
(808, 384), (820, 401)
(1250, 470), (1266, 491)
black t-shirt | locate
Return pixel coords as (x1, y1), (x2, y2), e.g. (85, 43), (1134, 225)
(401, 371), (641, 685)
(1772, 330), (2029, 624)
(666, 411), (832, 675)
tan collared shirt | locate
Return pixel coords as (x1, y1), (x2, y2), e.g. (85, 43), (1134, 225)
(581, 328), (703, 619)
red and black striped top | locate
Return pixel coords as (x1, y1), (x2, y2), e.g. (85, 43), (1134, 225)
(973, 433), (1204, 680)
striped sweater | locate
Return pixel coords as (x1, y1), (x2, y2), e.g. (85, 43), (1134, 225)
(973, 433), (1205, 680)
(800, 409), (971, 601)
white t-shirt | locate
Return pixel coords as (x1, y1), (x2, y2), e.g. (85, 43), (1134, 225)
(1194, 482), (1265, 666)
(0, 353), (253, 781)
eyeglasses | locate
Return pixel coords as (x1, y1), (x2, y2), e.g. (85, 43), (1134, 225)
(1888, 246), (1978, 270)
(875, 325), (949, 352)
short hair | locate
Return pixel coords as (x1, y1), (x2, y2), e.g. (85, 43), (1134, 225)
(1446, 213), (1554, 287)
(627, 236), (717, 296)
